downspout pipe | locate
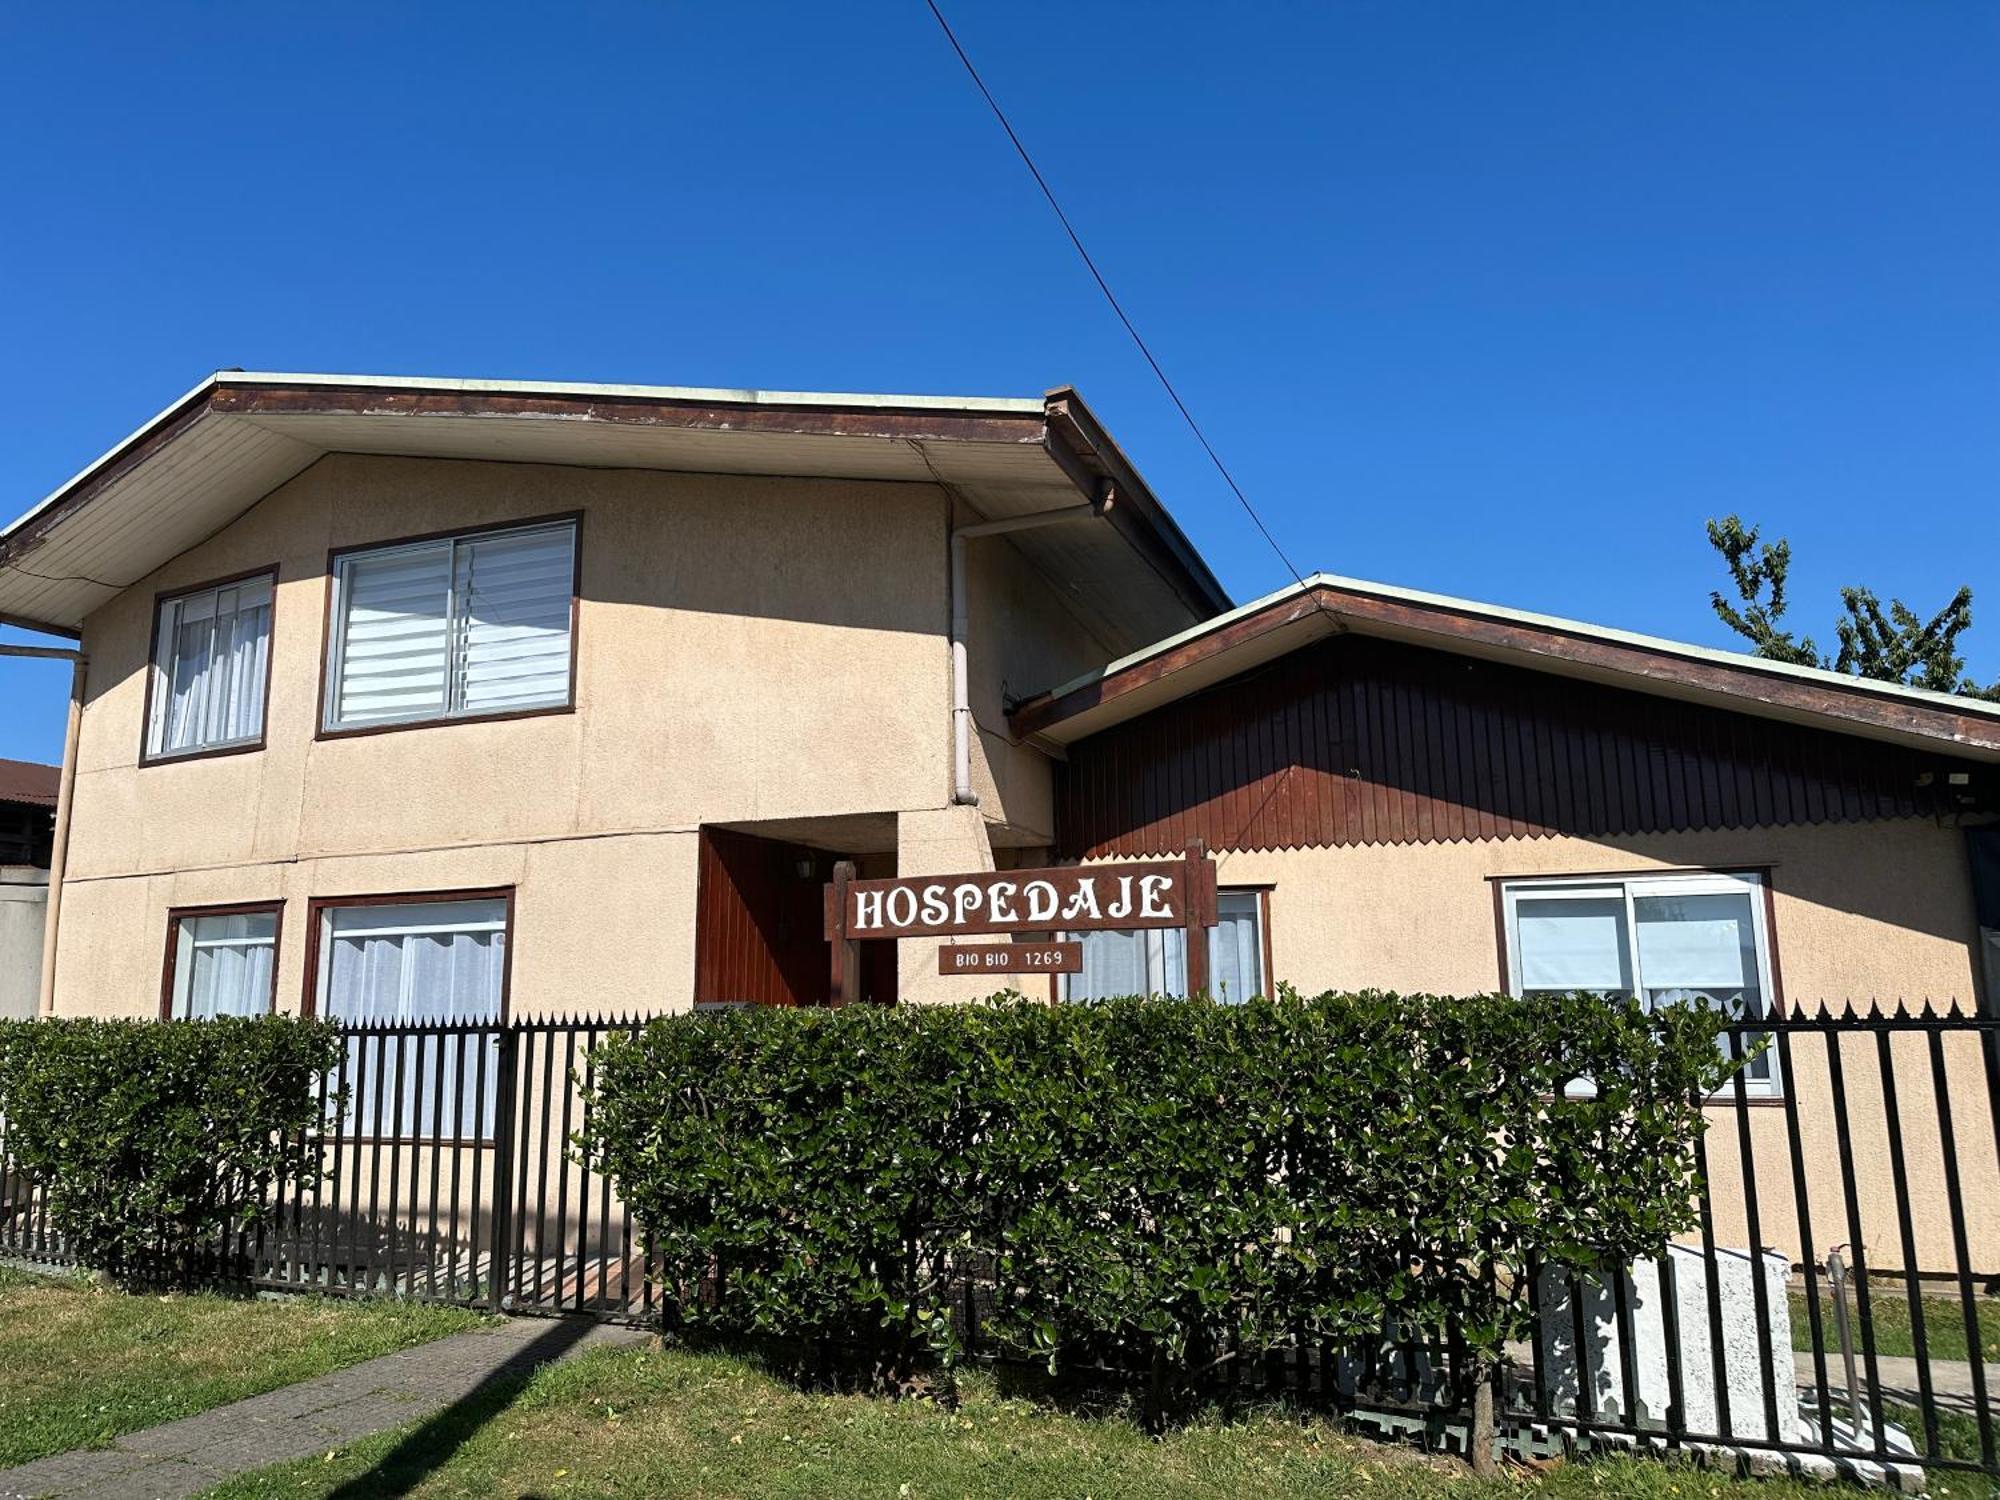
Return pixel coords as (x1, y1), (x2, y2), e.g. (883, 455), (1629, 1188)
(0, 644), (86, 1018)
(948, 489), (1112, 806)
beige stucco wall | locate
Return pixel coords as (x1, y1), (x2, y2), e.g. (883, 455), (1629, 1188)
(0, 867), (47, 1021)
(962, 530), (1120, 845)
(1209, 819), (1980, 1004)
(1208, 819), (1995, 1275)
(53, 453), (1110, 1020)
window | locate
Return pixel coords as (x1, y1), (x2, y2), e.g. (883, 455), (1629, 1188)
(323, 518), (577, 733)
(146, 573), (274, 759)
(163, 904), (281, 1019)
(1066, 889), (1267, 1003)
(312, 895), (510, 1138)
(1501, 871), (1779, 1095)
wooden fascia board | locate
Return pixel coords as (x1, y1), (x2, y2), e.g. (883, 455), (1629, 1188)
(208, 382), (1049, 446)
(1011, 583), (2000, 758)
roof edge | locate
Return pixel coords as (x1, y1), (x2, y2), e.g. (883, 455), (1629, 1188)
(1042, 387), (1231, 619)
(2, 373), (221, 541)
(1, 371), (1056, 547)
(1, 372), (1232, 640)
(214, 370), (1050, 416)
(1011, 572), (2000, 756)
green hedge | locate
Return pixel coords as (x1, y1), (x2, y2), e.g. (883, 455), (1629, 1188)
(581, 991), (1736, 1407)
(0, 1016), (342, 1284)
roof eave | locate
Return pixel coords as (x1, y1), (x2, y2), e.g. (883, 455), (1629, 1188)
(1010, 576), (2000, 762)
(1042, 388), (1232, 620)
(0, 372), (1231, 639)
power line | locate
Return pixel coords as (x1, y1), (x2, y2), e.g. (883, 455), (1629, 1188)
(922, 0), (1311, 594)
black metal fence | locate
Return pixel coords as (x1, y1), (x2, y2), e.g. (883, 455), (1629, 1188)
(1, 1003), (1995, 1483)
(1502, 1004), (1999, 1486)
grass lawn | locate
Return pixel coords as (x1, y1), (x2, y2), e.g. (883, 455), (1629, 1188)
(1789, 1289), (2000, 1365)
(202, 1341), (1914, 1500)
(0, 1264), (487, 1466)
(1877, 1404), (1998, 1500)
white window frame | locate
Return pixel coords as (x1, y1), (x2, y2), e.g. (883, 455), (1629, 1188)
(145, 572), (276, 760)
(321, 518), (577, 734)
(1500, 870), (1782, 1097)
(1062, 887), (1268, 1003)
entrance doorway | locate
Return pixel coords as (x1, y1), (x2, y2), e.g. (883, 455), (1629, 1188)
(693, 825), (895, 1005)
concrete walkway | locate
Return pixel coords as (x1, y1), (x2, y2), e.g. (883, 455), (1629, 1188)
(0, 1316), (642, 1500)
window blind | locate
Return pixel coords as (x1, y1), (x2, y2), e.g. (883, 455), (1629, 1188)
(327, 521), (574, 731)
(1633, 893), (1755, 990)
(333, 546), (453, 727)
(1515, 896), (1630, 992)
(455, 528), (576, 715)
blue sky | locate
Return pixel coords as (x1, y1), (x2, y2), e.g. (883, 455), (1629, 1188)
(1, 2), (1994, 763)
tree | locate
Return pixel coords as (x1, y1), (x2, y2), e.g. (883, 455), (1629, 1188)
(1707, 516), (1999, 700)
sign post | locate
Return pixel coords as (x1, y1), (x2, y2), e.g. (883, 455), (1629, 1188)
(828, 859), (861, 1006)
(1182, 839), (1210, 997)
(824, 844), (1217, 1003)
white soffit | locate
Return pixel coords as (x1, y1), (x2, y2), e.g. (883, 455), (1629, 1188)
(0, 373), (1210, 644)
(0, 416), (321, 628)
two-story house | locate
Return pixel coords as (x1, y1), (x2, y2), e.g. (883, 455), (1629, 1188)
(0, 372), (1230, 1026)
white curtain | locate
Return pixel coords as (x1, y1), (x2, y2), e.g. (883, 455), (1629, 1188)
(1069, 927), (1148, 1001)
(330, 523), (574, 730)
(154, 578), (272, 755)
(1208, 892), (1264, 1003)
(173, 910), (277, 1018)
(1069, 927), (1182, 1002)
(321, 900), (506, 1138)
(1068, 891), (1264, 1002)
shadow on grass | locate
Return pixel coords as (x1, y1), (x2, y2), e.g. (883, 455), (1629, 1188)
(675, 1330), (1368, 1435)
(323, 1317), (598, 1500)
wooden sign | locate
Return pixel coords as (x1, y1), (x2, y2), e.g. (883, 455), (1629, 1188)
(938, 942), (1082, 976)
(825, 852), (1215, 942)
(823, 843), (1215, 1006)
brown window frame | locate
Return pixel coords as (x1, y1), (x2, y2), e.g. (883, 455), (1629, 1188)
(300, 885), (517, 1021)
(139, 565), (280, 768)
(159, 900), (286, 1020)
(1048, 882), (1276, 1003)
(314, 511), (583, 743)
(301, 886), (517, 1147)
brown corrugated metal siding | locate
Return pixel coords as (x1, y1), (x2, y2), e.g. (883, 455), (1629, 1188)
(1054, 636), (1989, 858)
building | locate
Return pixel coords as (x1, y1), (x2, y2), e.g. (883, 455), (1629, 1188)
(0, 373), (1226, 1024)
(0, 758), (57, 1020)
(0, 370), (1994, 1266)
